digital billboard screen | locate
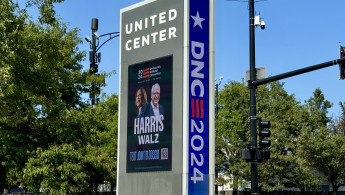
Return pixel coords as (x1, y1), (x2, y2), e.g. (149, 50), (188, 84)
(127, 55), (173, 173)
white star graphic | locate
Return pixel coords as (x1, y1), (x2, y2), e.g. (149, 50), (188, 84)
(191, 11), (205, 29)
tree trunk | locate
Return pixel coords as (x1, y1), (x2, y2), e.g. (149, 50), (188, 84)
(233, 188), (238, 195)
(110, 183), (116, 195)
(332, 183), (338, 195)
(298, 183), (305, 195)
(93, 183), (98, 193)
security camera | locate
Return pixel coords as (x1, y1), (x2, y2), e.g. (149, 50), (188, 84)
(260, 21), (265, 30)
(85, 36), (91, 42)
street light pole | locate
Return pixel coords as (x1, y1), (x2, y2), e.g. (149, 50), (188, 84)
(215, 76), (223, 195)
(245, 2), (345, 194)
(91, 18), (98, 106)
(249, 0), (259, 194)
(216, 83), (219, 119)
(244, 1), (345, 194)
(215, 76), (223, 119)
(85, 18), (120, 106)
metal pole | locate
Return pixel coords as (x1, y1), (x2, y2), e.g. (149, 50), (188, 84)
(87, 19), (119, 106)
(215, 83), (219, 195)
(91, 32), (96, 106)
(91, 18), (98, 106)
(249, 0), (258, 194)
(216, 84), (219, 120)
(252, 58), (345, 86)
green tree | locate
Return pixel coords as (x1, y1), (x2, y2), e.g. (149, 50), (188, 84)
(216, 81), (320, 192)
(330, 102), (345, 135)
(298, 127), (345, 195)
(23, 95), (118, 193)
(1, 0), (84, 190)
(339, 102), (345, 133)
(257, 82), (319, 191)
(305, 88), (332, 129)
(216, 81), (251, 190)
(298, 92), (345, 195)
(0, 0), (115, 193)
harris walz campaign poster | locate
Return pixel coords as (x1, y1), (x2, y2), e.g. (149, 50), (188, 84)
(127, 55), (172, 173)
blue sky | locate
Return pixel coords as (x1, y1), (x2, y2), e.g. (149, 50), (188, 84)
(18, 0), (345, 117)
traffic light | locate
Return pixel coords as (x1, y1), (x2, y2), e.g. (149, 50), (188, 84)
(258, 119), (271, 148)
(259, 149), (270, 162)
(340, 45), (345, 80)
(242, 148), (257, 162)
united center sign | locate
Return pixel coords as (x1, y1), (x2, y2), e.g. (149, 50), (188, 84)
(123, 8), (178, 51)
(117, 0), (214, 194)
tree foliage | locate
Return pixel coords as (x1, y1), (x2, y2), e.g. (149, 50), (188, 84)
(298, 127), (345, 195)
(298, 94), (345, 195)
(23, 96), (118, 193)
(216, 81), (251, 189)
(0, 0), (117, 193)
(257, 83), (319, 191)
(216, 82), (344, 192)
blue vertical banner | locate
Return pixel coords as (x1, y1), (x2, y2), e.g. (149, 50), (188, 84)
(188, 0), (210, 194)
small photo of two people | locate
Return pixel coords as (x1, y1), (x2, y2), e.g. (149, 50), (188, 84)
(135, 83), (164, 118)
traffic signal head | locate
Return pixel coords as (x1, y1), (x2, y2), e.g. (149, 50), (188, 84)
(259, 149), (270, 162)
(259, 119), (271, 148)
(340, 45), (345, 80)
(340, 64), (345, 80)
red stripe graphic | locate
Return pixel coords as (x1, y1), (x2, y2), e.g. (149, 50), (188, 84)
(191, 99), (204, 118)
(196, 99), (200, 118)
(142, 68), (150, 78)
(200, 100), (204, 118)
(143, 68), (150, 76)
(191, 99), (195, 117)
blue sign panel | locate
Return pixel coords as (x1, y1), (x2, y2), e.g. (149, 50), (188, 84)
(188, 0), (210, 194)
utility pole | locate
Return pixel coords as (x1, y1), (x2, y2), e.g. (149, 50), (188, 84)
(215, 76), (224, 120)
(244, 1), (345, 193)
(215, 76), (223, 195)
(85, 18), (120, 106)
(90, 18), (98, 106)
(248, 0), (259, 194)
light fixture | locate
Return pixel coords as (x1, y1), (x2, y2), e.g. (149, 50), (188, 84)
(93, 32), (99, 39)
(85, 36), (91, 42)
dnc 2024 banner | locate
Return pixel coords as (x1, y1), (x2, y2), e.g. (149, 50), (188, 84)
(126, 55), (173, 173)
